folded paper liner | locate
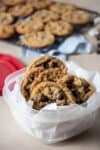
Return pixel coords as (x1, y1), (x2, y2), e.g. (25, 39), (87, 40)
(3, 61), (100, 144)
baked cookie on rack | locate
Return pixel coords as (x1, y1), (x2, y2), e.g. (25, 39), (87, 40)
(50, 2), (77, 14)
(45, 21), (73, 36)
(8, 4), (33, 17)
(33, 0), (52, 9)
(15, 19), (43, 34)
(2, 0), (25, 6)
(61, 10), (91, 25)
(0, 13), (14, 25)
(0, 25), (14, 39)
(32, 9), (59, 23)
(21, 31), (55, 48)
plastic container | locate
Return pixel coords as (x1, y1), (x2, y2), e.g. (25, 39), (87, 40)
(3, 62), (100, 144)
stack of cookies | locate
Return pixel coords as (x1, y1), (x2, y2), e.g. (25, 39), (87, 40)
(21, 56), (95, 110)
(0, 0), (91, 48)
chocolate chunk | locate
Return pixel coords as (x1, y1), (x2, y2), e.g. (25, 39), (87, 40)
(66, 80), (73, 89)
(76, 100), (83, 104)
(67, 83), (73, 89)
(30, 73), (34, 80)
(25, 87), (29, 95)
(35, 63), (42, 67)
(57, 91), (65, 100)
(25, 86), (29, 90)
(84, 87), (89, 93)
(72, 90), (80, 98)
(43, 62), (49, 68)
(40, 95), (49, 102)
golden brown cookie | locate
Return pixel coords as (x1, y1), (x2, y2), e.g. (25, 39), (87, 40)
(30, 68), (66, 93)
(45, 21), (73, 36)
(58, 74), (95, 104)
(25, 0), (34, 6)
(8, 4), (33, 17)
(61, 10), (91, 25)
(21, 67), (44, 100)
(21, 31), (55, 48)
(50, 2), (76, 14)
(15, 19), (43, 34)
(26, 56), (67, 73)
(33, 0), (52, 9)
(61, 11), (73, 23)
(0, 13), (14, 25)
(76, 78), (95, 102)
(32, 9), (59, 23)
(30, 81), (75, 110)
(0, 2), (7, 13)
(2, 0), (25, 6)
(0, 25), (14, 39)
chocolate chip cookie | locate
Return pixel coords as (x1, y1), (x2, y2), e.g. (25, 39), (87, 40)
(50, 2), (76, 14)
(30, 81), (75, 110)
(45, 21), (73, 36)
(9, 4), (33, 17)
(26, 56), (67, 73)
(62, 10), (91, 25)
(21, 67), (44, 100)
(32, 9), (59, 23)
(33, 0), (52, 9)
(25, 0), (35, 7)
(21, 31), (55, 48)
(30, 68), (66, 93)
(0, 13), (14, 25)
(2, 0), (25, 6)
(58, 74), (95, 104)
(0, 25), (14, 39)
(15, 19), (43, 34)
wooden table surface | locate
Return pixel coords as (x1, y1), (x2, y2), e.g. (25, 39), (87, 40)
(0, 0), (100, 150)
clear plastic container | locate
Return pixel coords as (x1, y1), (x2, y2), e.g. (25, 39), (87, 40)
(3, 69), (33, 135)
(3, 62), (100, 144)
